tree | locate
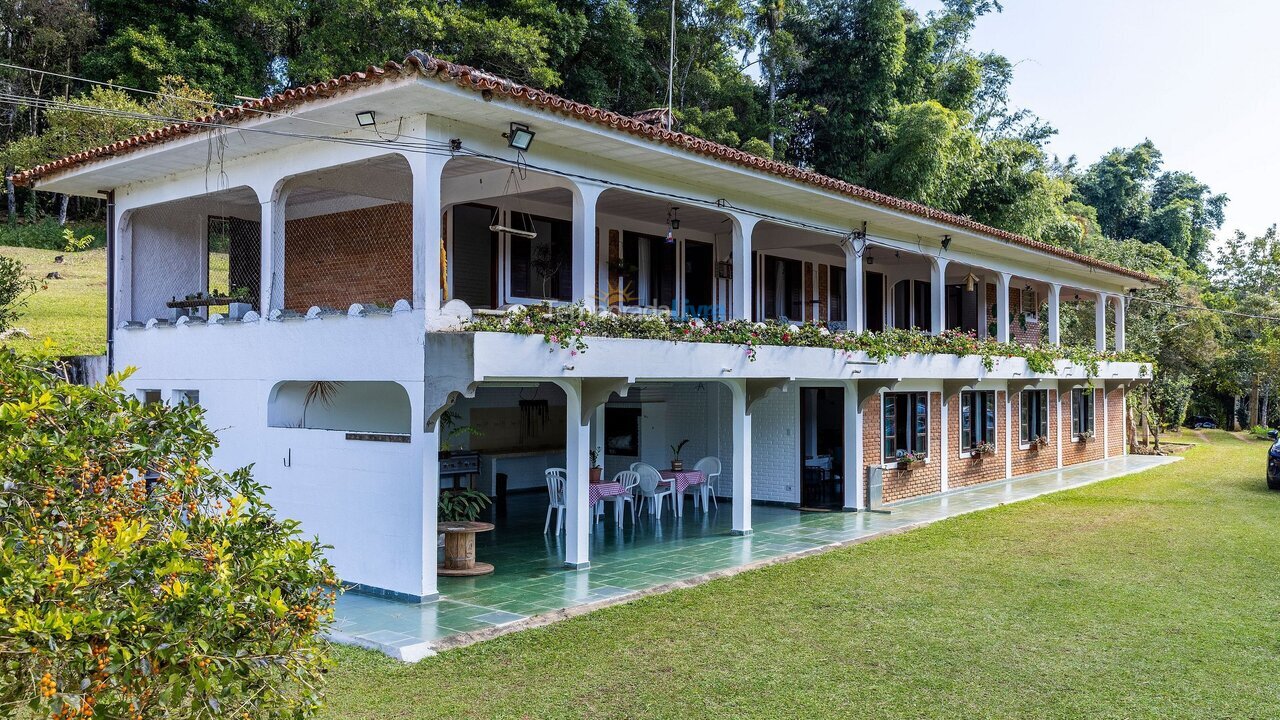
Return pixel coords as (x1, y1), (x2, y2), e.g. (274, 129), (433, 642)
(0, 348), (336, 719)
(864, 99), (980, 210)
(0, 256), (39, 334)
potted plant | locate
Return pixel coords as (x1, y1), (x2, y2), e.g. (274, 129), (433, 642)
(896, 449), (925, 469)
(437, 489), (495, 577)
(1078, 429), (1095, 442)
(670, 439), (690, 471)
(228, 286), (254, 320)
(972, 441), (996, 458)
(1030, 434), (1049, 450)
(589, 448), (603, 483)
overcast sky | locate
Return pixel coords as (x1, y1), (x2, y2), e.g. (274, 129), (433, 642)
(906, 0), (1279, 248)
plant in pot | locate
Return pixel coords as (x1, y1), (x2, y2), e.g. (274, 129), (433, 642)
(1078, 429), (1095, 442)
(589, 447), (603, 483)
(437, 488), (495, 576)
(670, 439), (690, 471)
(227, 286), (254, 320)
(1030, 434), (1049, 450)
(896, 449), (925, 469)
(972, 441), (996, 458)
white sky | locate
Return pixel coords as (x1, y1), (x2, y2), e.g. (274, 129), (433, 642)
(905, 0), (1280, 246)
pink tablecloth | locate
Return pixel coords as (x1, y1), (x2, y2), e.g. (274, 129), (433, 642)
(588, 481), (628, 505)
(659, 470), (706, 494)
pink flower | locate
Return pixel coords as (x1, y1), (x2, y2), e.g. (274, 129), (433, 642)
(549, 335), (559, 344)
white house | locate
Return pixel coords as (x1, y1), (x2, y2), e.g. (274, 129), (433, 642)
(17, 52), (1154, 604)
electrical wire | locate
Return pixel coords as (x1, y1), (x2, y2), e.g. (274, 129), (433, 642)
(1128, 294), (1280, 323)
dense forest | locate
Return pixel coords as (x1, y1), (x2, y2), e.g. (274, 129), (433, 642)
(1, 0), (1276, 431)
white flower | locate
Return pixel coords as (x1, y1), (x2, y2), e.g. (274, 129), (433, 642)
(819, 327), (831, 336)
(787, 324), (800, 334)
(689, 317), (705, 329)
(506, 304), (527, 315)
(754, 322), (767, 330)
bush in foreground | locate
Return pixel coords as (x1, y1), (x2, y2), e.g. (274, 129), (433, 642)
(0, 349), (336, 719)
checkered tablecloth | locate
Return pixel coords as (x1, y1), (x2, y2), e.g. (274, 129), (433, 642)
(659, 470), (706, 493)
(588, 481), (628, 505)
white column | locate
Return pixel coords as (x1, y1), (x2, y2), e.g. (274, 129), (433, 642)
(939, 392), (950, 492)
(728, 380), (753, 534)
(260, 185), (288, 314)
(1055, 388), (1064, 469)
(1095, 292), (1107, 352)
(846, 247), (864, 333)
(571, 182), (606, 311)
(1114, 295), (1127, 352)
(1004, 388), (1013, 478)
(1047, 282), (1062, 345)
(560, 379), (592, 568)
(995, 272), (1011, 343)
(843, 381), (862, 510)
(730, 214), (758, 320)
(420, 426), (440, 600)
(930, 257), (949, 335)
(411, 153), (449, 312)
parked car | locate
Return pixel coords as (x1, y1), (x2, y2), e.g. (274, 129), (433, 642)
(1188, 415), (1218, 429)
(1268, 430), (1280, 491)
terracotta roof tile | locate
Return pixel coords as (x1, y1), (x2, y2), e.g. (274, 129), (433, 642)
(12, 51), (1157, 284)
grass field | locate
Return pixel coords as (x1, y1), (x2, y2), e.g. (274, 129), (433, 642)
(0, 246), (228, 357)
(321, 431), (1280, 719)
(1, 246), (107, 356)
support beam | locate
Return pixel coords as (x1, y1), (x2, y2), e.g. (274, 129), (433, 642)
(420, 425), (440, 601)
(844, 380), (863, 510)
(745, 377), (790, 414)
(730, 214), (759, 320)
(411, 153), (449, 313)
(262, 186), (288, 314)
(726, 380), (753, 535)
(580, 377), (631, 424)
(557, 379), (592, 568)
(930, 257), (949, 335)
(995, 272), (1012, 343)
(857, 378), (900, 410)
(1095, 292), (1107, 352)
(571, 182), (606, 311)
(1047, 282), (1062, 345)
(846, 246), (865, 333)
(1114, 295), (1127, 352)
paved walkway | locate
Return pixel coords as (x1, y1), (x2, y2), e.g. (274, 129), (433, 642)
(331, 454), (1180, 660)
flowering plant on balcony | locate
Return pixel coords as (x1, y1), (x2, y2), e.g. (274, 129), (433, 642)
(461, 303), (1151, 376)
(895, 449), (926, 468)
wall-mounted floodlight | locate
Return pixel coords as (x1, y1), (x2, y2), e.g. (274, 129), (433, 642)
(941, 235), (952, 250)
(505, 122), (535, 151)
(355, 111), (376, 127)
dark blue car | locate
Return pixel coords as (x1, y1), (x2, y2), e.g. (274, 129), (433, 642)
(1269, 430), (1280, 490)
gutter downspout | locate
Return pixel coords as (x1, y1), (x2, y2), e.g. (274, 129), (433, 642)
(101, 190), (115, 374)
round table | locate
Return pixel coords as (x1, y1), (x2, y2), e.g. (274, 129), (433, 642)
(438, 521), (495, 577)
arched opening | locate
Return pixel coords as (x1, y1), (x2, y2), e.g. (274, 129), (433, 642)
(268, 380), (410, 434)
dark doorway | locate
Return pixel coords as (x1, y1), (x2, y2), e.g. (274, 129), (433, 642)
(684, 240), (714, 317)
(452, 203), (498, 309)
(800, 387), (844, 511)
(946, 283), (980, 334)
(865, 271), (884, 332)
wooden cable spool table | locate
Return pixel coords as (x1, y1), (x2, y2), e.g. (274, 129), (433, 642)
(437, 521), (496, 576)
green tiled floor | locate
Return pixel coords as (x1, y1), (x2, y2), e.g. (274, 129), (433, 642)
(332, 454), (1179, 659)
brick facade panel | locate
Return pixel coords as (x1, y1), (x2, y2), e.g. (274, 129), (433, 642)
(1106, 386), (1126, 457)
(864, 392), (943, 504)
(1061, 387), (1105, 466)
(946, 390), (1007, 489)
(1010, 389), (1058, 476)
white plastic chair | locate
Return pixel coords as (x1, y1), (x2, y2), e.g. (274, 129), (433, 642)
(601, 470), (639, 525)
(631, 462), (675, 519)
(544, 468), (567, 534)
(692, 456), (722, 510)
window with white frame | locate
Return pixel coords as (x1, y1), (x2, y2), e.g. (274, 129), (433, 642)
(138, 389), (162, 405)
(1020, 287), (1039, 316)
(173, 389), (200, 406)
(1071, 388), (1095, 438)
(1019, 389), (1050, 445)
(960, 390), (996, 452)
(883, 392), (929, 461)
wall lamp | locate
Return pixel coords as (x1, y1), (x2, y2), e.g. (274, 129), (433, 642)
(941, 235), (952, 250)
(355, 110), (376, 127)
(505, 122), (536, 151)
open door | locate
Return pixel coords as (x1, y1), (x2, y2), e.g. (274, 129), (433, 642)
(800, 386), (844, 511)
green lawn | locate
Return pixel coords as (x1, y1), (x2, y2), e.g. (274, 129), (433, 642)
(0, 246), (228, 357)
(322, 431), (1280, 719)
(1, 246), (107, 356)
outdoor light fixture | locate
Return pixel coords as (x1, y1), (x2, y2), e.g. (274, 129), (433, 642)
(355, 110), (376, 127)
(489, 222), (538, 240)
(941, 235), (952, 250)
(505, 122), (536, 151)
(964, 272), (979, 292)
(670, 207), (681, 230)
(666, 207), (680, 243)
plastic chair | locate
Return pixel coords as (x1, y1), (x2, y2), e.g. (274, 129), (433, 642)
(692, 456), (722, 510)
(631, 462), (676, 519)
(544, 468), (567, 534)
(602, 470), (639, 525)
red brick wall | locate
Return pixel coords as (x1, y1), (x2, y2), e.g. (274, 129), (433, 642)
(946, 390), (1008, 489)
(1106, 386), (1126, 457)
(1061, 387), (1105, 466)
(984, 283), (1042, 345)
(864, 392), (944, 504)
(283, 203), (412, 311)
(1010, 389), (1058, 476)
